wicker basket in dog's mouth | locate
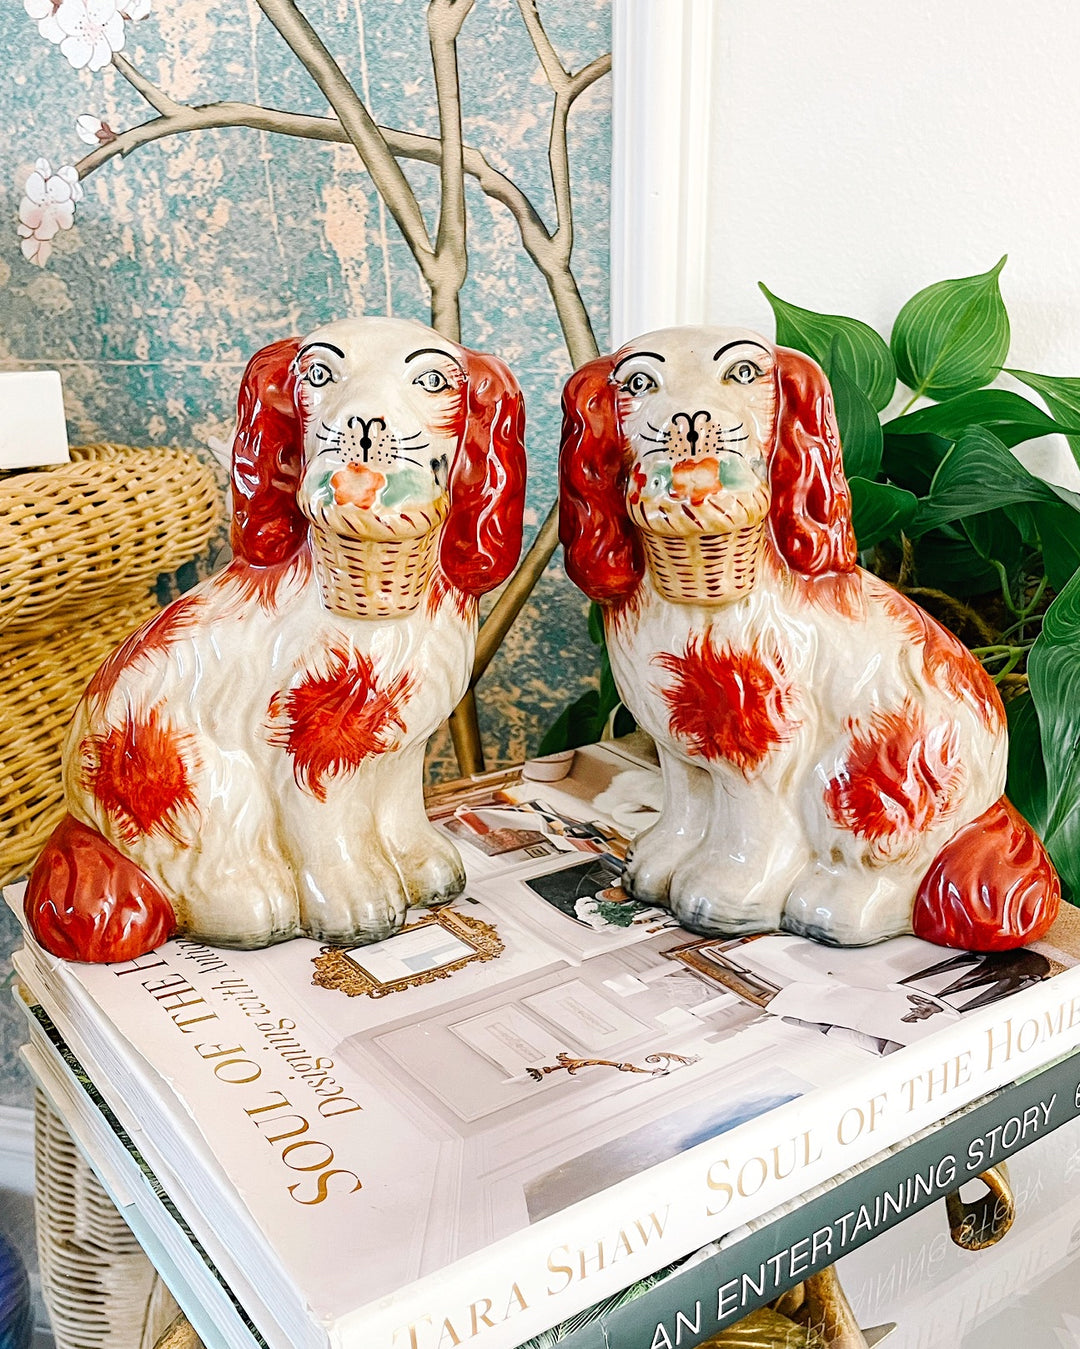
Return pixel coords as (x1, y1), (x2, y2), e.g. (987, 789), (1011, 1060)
(307, 494), (451, 619)
(628, 479), (771, 605)
(639, 524), (768, 605)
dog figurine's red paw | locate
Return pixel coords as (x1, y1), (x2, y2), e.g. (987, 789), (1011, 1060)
(912, 797), (1060, 951)
(25, 814), (176, 963)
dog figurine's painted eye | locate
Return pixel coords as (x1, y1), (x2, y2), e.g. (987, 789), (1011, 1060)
(305, 362), (333, 388)
(622, 371), (658, 396)
(414, 369), (451, 393)
(725, 360), (763, 385)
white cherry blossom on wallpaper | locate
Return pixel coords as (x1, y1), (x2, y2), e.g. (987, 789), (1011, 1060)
(24, 0), (125, 71)
(17, 158), (82, 266)
(75, 113), (116, 145)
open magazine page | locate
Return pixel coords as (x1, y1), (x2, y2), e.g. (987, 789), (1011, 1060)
(8, 743), (1080, 1349)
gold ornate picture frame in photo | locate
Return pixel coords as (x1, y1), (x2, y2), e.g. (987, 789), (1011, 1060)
(311, 907), (504, 998)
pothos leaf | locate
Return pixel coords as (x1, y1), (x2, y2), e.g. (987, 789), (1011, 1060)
(827, 339), (883, 480)
(912, 425), (1060, 536)
(848, 477), (918, 549)
(884, 388), (1080, 448)
(891, 257), (1010, 400)
(759, 284), (896, 411)
(1027, 567), (1080, 896)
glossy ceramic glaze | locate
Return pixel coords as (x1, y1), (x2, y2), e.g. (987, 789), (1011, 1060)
(26, 317), (526, 960)
(558, 325), (1059, 950)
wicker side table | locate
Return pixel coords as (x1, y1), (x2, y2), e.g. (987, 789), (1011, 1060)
(0, 444), (221, 885)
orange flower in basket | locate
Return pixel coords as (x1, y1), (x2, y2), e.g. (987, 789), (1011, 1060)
(332, 462), (387, 509)
(671, 456), (722, 506)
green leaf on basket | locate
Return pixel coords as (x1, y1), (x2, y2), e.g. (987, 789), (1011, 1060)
(884, 388), (1080, 448)
(912, 425), (1060, 536)
(1026, 568), (1080, 896)
(891, 257), (1010, 400)
(759, 284), (896, 411)
(1008, 367), (1080, 471)
(827, 339), (883, 481)
(849, 477), (918, 550)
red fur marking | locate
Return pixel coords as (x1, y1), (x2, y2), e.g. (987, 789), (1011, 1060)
(913, 796), (1060, 951)
(824, 702), (964, 856)
(267, 645), (413, 801)
(212, 551), (312, 615)
(81, 707), (200, 846)
(25, 814), (176, 963)
(607, 580), (645, 636)
(763, 544), (866, 622)
(425, 568), (476, 623)
(654, 634), (798, 773)
(88, 592), (203, 705)
(876, 582), (1005, 731)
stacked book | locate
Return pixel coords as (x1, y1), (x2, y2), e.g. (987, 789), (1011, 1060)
(9, 738), (1080, 1349)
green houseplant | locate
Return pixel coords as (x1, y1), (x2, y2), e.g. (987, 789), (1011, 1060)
(543, 259), (1080, 901)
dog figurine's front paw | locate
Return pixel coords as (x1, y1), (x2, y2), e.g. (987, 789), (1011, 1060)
(391, 825), (466, 908)
(298, 842), (410, 946)
(782, 861), (916, 947)
(666, 824), (804, 937)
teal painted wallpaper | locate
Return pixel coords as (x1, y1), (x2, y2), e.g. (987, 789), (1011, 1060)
(0, 0), (611, 1109)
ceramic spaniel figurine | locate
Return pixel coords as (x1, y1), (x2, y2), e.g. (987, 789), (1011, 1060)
(559, 326), (1059, 950)
(27, 317), (526, 962)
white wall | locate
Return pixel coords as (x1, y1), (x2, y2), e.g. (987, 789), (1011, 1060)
(614, 0), (1080, 457)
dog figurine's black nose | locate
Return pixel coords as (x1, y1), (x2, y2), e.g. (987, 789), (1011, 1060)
(346, 415), (387, 458)
(671, 409), (712, 453)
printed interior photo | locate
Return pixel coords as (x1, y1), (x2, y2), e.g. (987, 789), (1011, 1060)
(665, 933), (1056, 1056)
(523, 855), (676, 936)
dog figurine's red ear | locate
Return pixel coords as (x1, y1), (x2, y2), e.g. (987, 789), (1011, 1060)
(769, 346), (858, 577)
(558, 353), (645, 604)
(230, 337), (305, 568)
(441, 348), (527, 595)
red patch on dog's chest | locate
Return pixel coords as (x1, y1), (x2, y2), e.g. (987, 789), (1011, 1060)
(654, 634), (798, 773)
(81, 707), (200, 845)
(267, 644), (414, 801)
(824, 703), (964, 855)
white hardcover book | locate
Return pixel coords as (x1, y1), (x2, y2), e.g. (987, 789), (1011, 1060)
(21, 1018), (277, 1349)
(10, 746), (1080, 1349)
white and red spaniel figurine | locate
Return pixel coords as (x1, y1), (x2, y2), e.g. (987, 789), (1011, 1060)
(27, 316), (526, 962)
(559, 325), (1059, 950)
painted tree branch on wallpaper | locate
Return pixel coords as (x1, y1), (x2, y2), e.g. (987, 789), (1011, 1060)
(17, 0), (611, 774)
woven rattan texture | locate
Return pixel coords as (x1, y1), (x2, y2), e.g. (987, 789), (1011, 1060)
(0, 590), (160, 885)
(1, 444), (220, 640)
(1, 445), (221, 885)
(35, 1091), (182, 1349)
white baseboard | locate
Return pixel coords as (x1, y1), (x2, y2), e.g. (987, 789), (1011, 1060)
(0, 1103), (35, 1194)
